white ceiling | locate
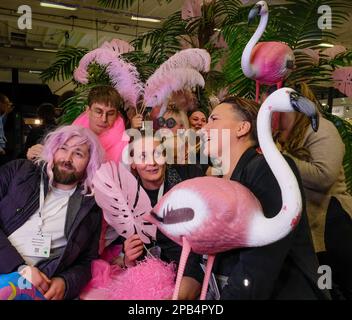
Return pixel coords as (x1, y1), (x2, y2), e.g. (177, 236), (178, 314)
(0, 0), (351, 79)
(0, 0), (184, 71)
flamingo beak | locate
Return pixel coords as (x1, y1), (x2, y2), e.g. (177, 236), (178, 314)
(290, 92), (319, 132)
(248, 4), (261, 24)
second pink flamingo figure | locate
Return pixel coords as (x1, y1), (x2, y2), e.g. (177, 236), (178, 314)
(241, 1), (295, 103)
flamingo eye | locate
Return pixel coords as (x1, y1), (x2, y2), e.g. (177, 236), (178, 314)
(163, 207), (195, 224)
(156, 189), (209, 236)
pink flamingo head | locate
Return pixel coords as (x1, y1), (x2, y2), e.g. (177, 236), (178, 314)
(248, 1), (269, 23)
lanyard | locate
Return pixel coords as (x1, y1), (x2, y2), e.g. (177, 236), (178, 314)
(37, 172), (45, 233)
(157, 182), (164, 202)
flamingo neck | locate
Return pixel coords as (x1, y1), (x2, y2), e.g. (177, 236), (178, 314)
(247, 102), (302, 246)
(241, 13), (269, 78)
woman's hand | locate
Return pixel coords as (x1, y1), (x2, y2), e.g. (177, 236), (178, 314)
(123, 234), (144, 267)
(131, 114), (143, 129)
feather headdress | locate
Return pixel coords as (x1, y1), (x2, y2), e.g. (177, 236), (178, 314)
(73, 39), (143, 110)
(144, 48), (211, 116)
(100, 38), (134, 56)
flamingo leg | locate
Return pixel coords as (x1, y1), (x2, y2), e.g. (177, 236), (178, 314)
(200, 254), (216, 300)
(256, 81), (260, 103)
(172, 236), (191, 300)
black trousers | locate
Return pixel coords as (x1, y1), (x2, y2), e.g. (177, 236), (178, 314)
(319, 197), (352, 300)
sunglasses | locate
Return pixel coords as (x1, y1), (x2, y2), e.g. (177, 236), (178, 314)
(157, 117), (177, 129)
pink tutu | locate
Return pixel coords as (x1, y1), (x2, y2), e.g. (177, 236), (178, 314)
(80, 257), (176, 300)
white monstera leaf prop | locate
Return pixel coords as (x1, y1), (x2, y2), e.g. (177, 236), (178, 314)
(93, 161), (156, 243)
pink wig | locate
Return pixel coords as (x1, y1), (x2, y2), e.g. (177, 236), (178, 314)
(39, 125), (105, 194)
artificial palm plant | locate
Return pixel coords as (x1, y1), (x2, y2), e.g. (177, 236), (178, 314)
(40, 0), (352, 192)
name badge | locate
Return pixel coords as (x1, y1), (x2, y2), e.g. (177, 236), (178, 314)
(23, 232), (51, 258)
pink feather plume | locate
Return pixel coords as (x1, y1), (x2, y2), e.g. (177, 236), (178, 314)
(100, 38), (134, 56)
(157, 48), (210, 74)
(143, 48), (210, 111)
(144, 68), (205, 113)
(73, 48), (143, 109)
(93, 161), (156, 244)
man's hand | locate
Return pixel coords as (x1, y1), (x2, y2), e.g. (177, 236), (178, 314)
(123, 234), (144, 267)
(44, 277), (66, 300)
(27, 144), (44, 161)
(20, 266), (51, 296)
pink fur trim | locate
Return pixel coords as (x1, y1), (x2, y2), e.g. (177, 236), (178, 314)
(73, 112), (129, 163)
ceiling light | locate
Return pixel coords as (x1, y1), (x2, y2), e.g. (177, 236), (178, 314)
(131, 16), (161, 23)
(319, 43), (334, 48)
(29, 70), (42, 74)
(40, 1), (77, 11)
(33, 48), (58, 53)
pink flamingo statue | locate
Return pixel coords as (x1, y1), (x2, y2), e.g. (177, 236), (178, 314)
(145, 87), (318, 300)
(241, 1), (295, 103)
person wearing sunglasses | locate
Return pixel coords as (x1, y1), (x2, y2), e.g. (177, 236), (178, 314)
(158, 108), (190, 134)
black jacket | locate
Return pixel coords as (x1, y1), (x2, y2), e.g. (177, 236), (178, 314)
(212, 147), (330, 300)
(0, 159), (102, 299)
(143, 164), (204, 284)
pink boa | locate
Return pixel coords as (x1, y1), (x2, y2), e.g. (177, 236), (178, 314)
(80, 257), (175, 300)
(73, 113), (129, 254)
(72, 112), (129, 163)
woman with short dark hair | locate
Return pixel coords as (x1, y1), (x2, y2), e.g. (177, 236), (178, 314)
(201, 95), (328, 299)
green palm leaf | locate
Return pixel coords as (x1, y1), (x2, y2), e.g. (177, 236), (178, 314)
(221, 0), (352, 98)
(40, 47), (88, 83)
(122, 50), (158, 82)
(132, 12), (186, 65)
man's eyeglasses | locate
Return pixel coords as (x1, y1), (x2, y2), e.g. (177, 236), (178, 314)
(91, 108), (118, 120)
(157, 117), (177, 129)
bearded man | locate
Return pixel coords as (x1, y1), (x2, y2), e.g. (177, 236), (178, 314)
(0, 125), (104, 300)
